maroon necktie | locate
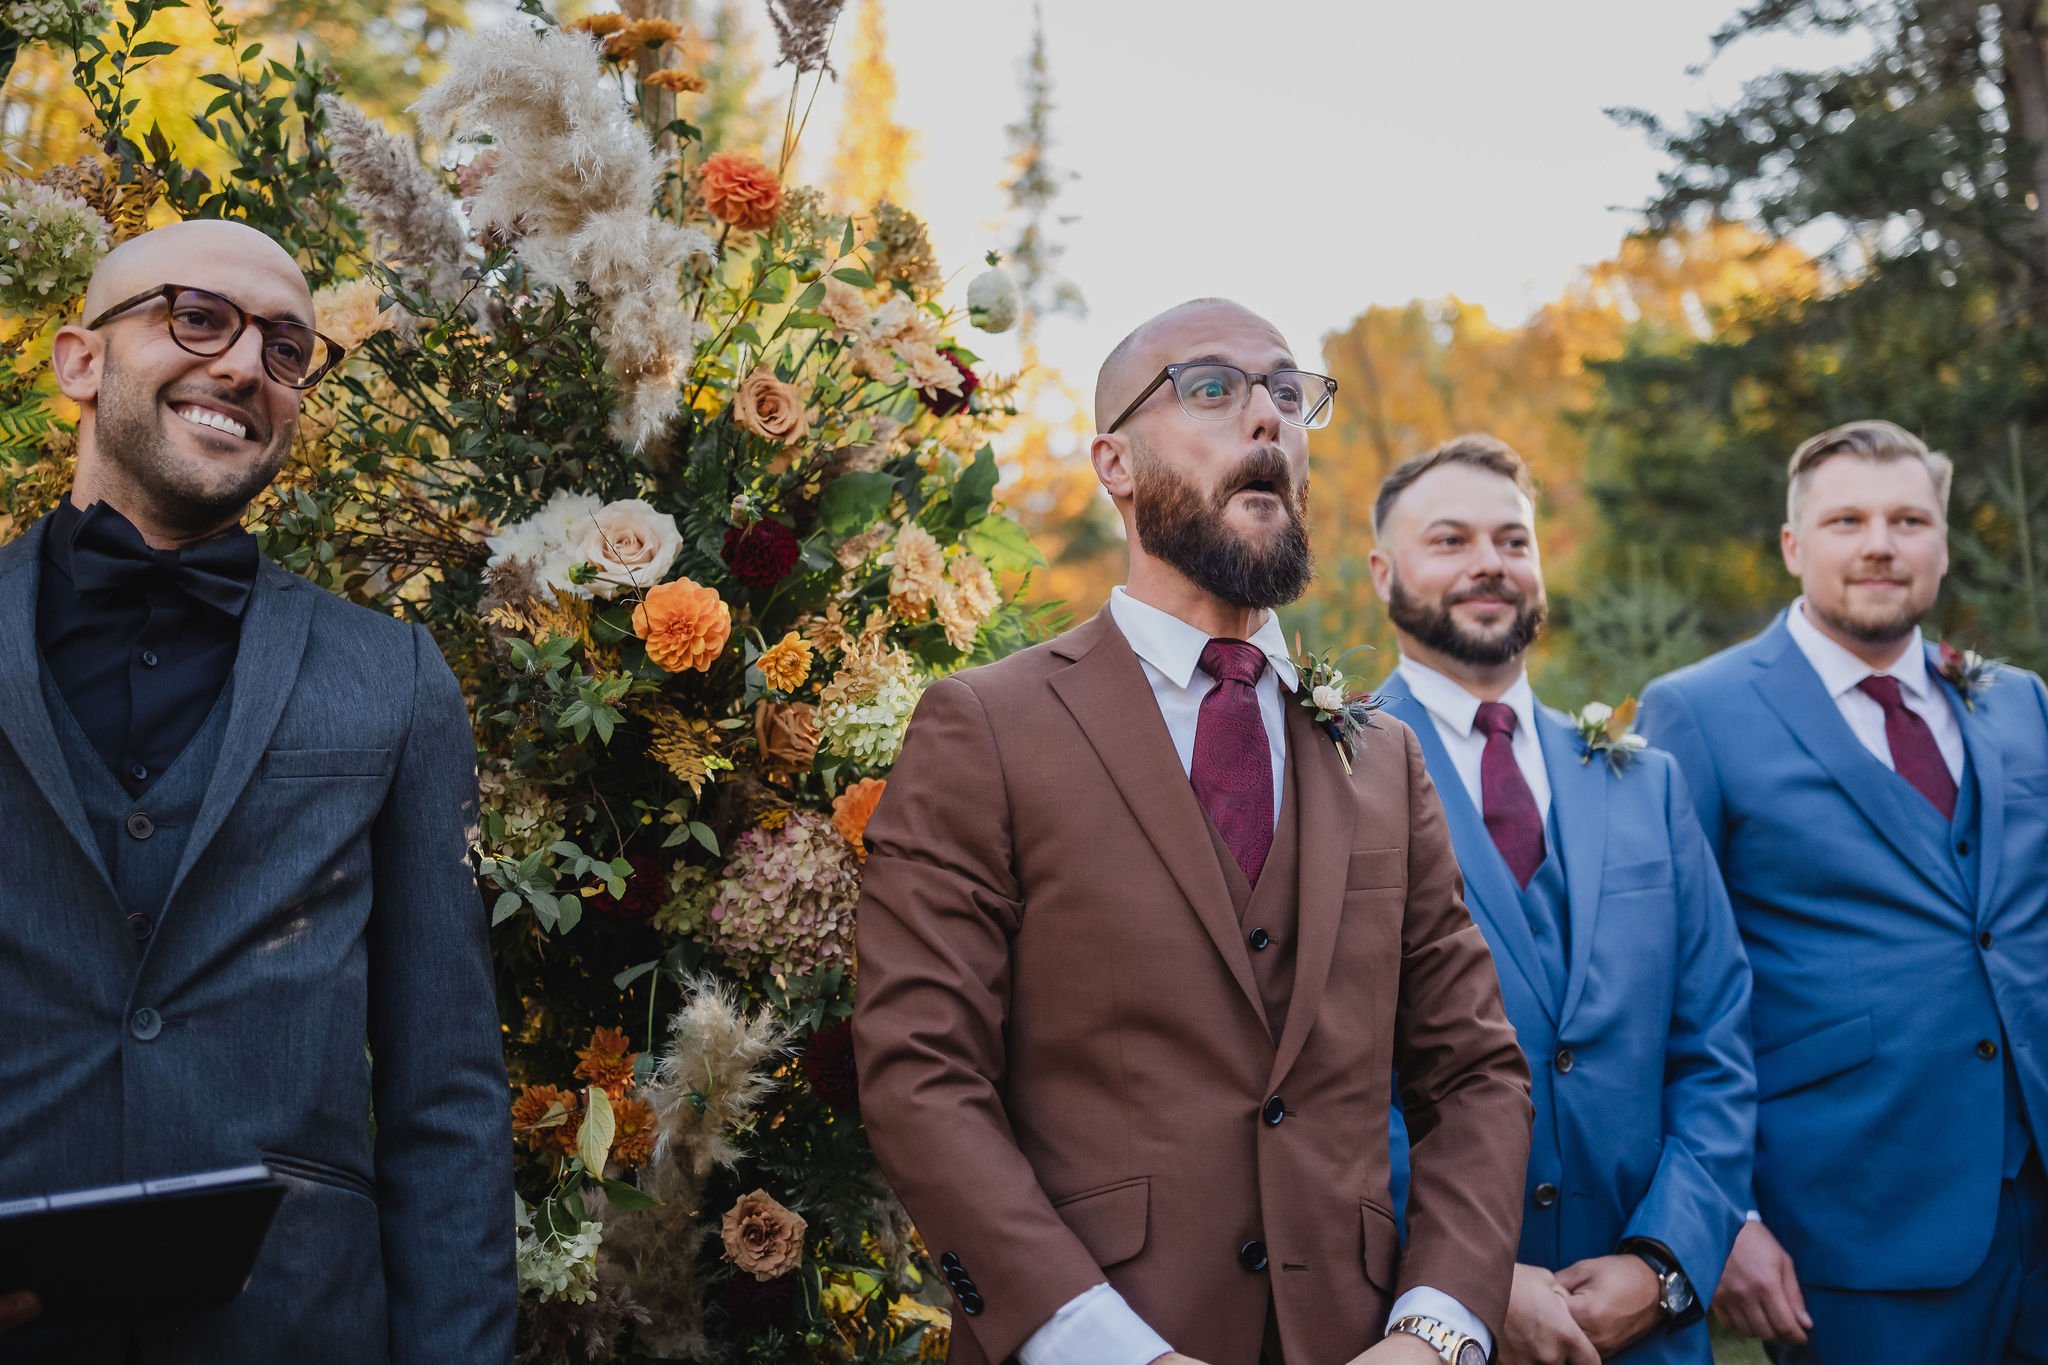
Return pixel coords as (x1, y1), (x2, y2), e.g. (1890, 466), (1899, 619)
(1858, 674), (1957, 820)
(1475, 701), (1544, 888)
(1192, 639), (1274, 885)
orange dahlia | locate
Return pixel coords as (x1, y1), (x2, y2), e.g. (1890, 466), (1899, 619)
(611, 1095), (658, 1168)
(511, 1083), (582, 1157)
(634, 576), (732, 673)
(831, 777), (887, 860)
(573, 1025), (638, 1099)
(697, 151), (784, 232)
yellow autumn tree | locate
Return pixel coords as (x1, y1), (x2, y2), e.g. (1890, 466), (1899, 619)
(826, 0), (913, 211)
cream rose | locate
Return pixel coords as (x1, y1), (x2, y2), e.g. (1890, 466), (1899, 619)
(567, 498), (684, 599)
(733, 368), (810, 446)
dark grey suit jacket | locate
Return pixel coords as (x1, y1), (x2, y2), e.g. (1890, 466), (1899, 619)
(0, 517), (514, 1363)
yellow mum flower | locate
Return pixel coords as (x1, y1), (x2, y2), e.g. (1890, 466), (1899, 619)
(758, 631), (814, 692)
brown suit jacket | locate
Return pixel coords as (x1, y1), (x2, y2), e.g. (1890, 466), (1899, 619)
(853, 610), (1532, 1364)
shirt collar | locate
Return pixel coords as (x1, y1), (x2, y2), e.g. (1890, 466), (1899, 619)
(41, 496), (82, 582)
(1785, 598), (1934, 703)
(1395, 653), (1539, 740)
(1109, 586), (1299, 692)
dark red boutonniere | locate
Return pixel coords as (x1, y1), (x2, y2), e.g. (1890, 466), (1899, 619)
(1936, 641), (2001, 712)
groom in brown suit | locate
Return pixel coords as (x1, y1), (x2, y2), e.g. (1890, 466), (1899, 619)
(854, 300), (1532, 1365)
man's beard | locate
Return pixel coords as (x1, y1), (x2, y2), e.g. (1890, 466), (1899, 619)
(1130, 440), (1312, 610)
(94, 352), (290, 534)
(1808, 578), (1931, 646)
(1386, 568), (1547, 668)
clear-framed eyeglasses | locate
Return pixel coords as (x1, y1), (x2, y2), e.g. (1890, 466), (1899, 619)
(1106, 361), (1338, 434)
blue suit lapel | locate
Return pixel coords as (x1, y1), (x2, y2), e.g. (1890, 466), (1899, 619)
(1536, 707), (1607, 1028)
(1377, 672), (1557, 1024)
(1933, 642), (2004, 918)
(1750, 617), (1968, 910)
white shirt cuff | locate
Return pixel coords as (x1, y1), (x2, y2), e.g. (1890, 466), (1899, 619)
(1017, 1282), (1174, 1365)
(1388, 1286), (1493, 1358)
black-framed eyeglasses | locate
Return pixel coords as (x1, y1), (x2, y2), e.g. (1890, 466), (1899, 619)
(1106, 361), (1337, 434)
(85, 283), (346, 390)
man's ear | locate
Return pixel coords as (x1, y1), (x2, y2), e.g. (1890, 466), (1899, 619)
(1779, 522), (1801, 578)
(50, 326), (104, 404)
(1368, 546), (1395, 604)
(1090, 432), (1135, 502)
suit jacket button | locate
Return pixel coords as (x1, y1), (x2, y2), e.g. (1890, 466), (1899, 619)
(125, 812), (154, 840)
(1554, 1048), (1575, 1074)
(1239, 1239), (1269, 1272)
(1249, 927), (1272, 951)
(938, 1252), (962, 1272)
(1262, 1095), (1286, 1126)
(1534, 1182), (1558, 1208)
(1978, 1039), (1999, 1060)
(957, 1290), (984, 1316)
(127, 913), (152, 941)
(130, 1007), (161, 1041)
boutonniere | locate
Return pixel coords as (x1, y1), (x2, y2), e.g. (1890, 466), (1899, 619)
(1572, 696), (1649, 772)
(1936, 641), (2001, 712)
(1293, 633), (1386, 775)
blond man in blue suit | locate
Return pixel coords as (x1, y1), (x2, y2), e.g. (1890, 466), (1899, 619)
(1376, 436), (1755, 1365)
(1641, 421), (2048, 1364)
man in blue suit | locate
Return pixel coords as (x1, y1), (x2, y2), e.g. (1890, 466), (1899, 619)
(1641, 419), (2048, 1364)
(1375, 436), (1755, 1365)
(0, 221), (514, 1362)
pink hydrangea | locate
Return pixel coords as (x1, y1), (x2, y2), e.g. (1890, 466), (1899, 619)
(705, 810), (860, 976)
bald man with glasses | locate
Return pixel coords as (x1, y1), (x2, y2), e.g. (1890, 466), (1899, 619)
(854, 298), (1532, 1365)
(0, 220), (513, 1363)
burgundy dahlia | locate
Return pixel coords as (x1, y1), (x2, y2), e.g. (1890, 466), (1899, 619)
(589, 854), (663, 921)
(801, 1018), (860, 1110)
(918, 351), (979, 418)
(721, 519), (801, 588)
(719, 1267), (798, 1332)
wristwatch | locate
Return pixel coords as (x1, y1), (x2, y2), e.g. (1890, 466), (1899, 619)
(1625, 1240), (1698, 1323)
(1388, 1314), (1487, 1365)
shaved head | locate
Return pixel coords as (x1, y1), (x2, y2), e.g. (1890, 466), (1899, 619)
(83, 219), (311, 325)
(1093, 297), (1283, 432)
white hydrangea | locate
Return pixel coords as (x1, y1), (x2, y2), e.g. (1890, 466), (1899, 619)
(484, 489), (604, 599)
(3, 0), (104, 47)
(817, 651), (925, 767)
(515, 1218), (604, 1303)
(966, 264), (1020, 334)
(0, 177), (110, 313)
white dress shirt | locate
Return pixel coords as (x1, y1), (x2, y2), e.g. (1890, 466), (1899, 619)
(1785, 600), (1964, 783)
(1014, 591), (1490, 1365)
(1394, 656), (1551, 820)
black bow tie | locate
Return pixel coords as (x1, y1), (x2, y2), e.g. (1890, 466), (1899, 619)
(67, 501), (259, 619)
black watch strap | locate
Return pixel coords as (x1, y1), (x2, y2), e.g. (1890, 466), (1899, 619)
(1622, 1238), (1701, 1327)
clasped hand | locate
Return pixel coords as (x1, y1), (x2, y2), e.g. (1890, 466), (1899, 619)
(1501, 1256), (1660, 1365)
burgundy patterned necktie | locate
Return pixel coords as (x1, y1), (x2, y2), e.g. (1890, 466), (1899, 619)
(1192, 639), (1274, 885)
(1857, 674), (1957, 820)
(1474, 701), (1544, 888)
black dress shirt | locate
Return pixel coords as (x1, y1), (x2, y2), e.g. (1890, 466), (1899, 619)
(35, 500), (248, 798)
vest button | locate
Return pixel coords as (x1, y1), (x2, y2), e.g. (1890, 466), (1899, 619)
(1980, 931), (1994, 949)
(1554, 1048), (1575, 1074)
(1238, 1239), (1269, 1272)
(1262, 1095), (1286, 1126)
(1249, 927), (1272, 951)
(125, 812), (154, 840)
(140, 650), (160, 668)
(130, 1007), (161, 1041)
(127, 913), (152, 941)
(129, 763), (149, 783)
(1978, 1039), (1999, 1060)
(1957, 840), (1972, 856)
(1533, 1182), (1558, 1208)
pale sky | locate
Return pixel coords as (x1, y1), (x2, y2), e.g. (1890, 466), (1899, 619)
(760, 1), (1858, 415)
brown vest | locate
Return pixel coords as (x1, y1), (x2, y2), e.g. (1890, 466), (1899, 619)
(1205, 740), (1305, 1043)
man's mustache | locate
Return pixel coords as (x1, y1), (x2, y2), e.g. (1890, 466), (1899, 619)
(1216, 446), (1297, 503)
(1445, 580), (1526, 607)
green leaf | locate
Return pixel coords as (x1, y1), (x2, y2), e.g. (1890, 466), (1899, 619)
(130, 40), (178, 56)
(831, 267), (874, 288)
(600, 1177), (660, 1211)
(491, 892), (522, 926)
(818, 471), (896, 537)
(556, 896), (583, 934)
(613, 959), (660, 989)
(793, 280), (826, 309)
(578, 1085), (616, 1173)
(840, 218), (856, 257)
(964, 516), (1046, 572)
(687, 821), (719, 855)
(945, 446), (1000, 528)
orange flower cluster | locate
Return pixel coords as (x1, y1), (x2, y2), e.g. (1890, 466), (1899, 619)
(611, 1094), (657, 1168)
(574, 1025), (638, 1099)
(831, 778), (886, 860)
(601, 17), (684, 60)
(643, 68), (706, 94)
(697, 151), (784, 232)
(634, 576), (732, 672)
(511, 1083), (582, 1157)
(565, 11), (627, 36)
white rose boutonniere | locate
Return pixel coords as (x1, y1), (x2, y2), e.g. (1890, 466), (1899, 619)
(1572, 696), (1649, 772)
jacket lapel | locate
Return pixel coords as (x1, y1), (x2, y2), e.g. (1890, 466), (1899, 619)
(1265, 696), (1358, 1091)
(1750, 618), (1968, 909)
(1047, 611), (1269, 1033)
(159, 559), (314, 917)
(1375, 673), (1556, 1025)
(1537, 708), (1608, 1029)
(0, 519), (117, 897)
(1936, 642), (2004, 918)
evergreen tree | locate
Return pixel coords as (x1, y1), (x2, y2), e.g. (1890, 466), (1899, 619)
(1001, 1), (1083, 345)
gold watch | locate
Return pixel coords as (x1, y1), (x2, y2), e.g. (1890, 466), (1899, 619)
(1389, 1314), (1488, 1365)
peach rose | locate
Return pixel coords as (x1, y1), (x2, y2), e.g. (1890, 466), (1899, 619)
(755, 701), (820, 778)
(697, 151), (784, 232)
(732, 368), (809, 446)
(831, 778), (886, 860)
(633, 577), (732, 673)
(568, 498), (683, 599)
(721, 1189), (807, 1281)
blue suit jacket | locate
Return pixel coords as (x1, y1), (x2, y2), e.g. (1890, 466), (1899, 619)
(1382, 672), (1754, 1359)
(0, 518), (515, 1362)
(1640, 613), (2048, 1292)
